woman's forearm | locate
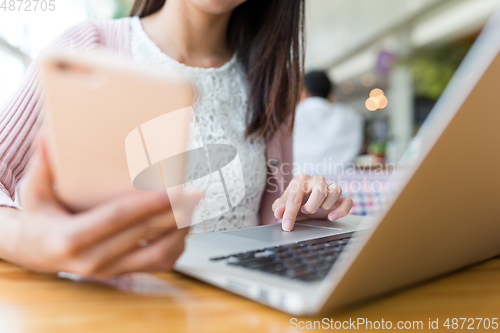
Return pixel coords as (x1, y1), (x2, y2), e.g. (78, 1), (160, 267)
(0, 207), (21, 262)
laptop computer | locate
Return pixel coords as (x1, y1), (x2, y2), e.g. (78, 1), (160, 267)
(174, 8), (500, 315)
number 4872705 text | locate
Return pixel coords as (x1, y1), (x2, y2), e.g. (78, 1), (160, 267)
(1, 0), (55, 11)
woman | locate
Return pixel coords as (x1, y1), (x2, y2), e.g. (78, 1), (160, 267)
(0, 0), (353, 276)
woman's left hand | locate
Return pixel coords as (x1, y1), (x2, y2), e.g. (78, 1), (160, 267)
(272, 174), (353, 232)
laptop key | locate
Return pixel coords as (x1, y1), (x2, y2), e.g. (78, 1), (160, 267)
(279, 243), (301, 249)
(209, 256), (229, 261)
(245, 249), (264, 255)
(323, 240), (342, 247)
(239, 256), (275, 265)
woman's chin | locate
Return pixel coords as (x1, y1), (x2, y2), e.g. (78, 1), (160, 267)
(189, 0), (246, 15)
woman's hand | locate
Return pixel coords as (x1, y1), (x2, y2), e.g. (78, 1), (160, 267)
(272, 174), (353, 231)
(1, 138), (200, 277)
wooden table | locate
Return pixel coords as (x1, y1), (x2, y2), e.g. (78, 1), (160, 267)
(0, 256), (499, 333)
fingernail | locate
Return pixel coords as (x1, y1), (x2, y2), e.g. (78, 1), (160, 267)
(328, 213), (340, 221)
(300, 207), (309, 215)
(283, 220), (294, 232)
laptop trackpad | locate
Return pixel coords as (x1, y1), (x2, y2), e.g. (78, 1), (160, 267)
(223, 223), (342, 243)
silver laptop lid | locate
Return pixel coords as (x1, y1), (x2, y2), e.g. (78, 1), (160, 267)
(314, 7), (500, 314)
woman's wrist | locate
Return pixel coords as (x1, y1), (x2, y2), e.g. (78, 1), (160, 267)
(0, 207), (22, 262)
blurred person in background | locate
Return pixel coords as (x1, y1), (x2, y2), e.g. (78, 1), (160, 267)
(294, 71), (364, 176)
(0, 0), (353, 276)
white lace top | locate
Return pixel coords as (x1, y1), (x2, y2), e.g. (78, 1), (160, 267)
(130, 17), (267, 233)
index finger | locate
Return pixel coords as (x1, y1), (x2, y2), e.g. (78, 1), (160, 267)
(281, 179), (310, 231)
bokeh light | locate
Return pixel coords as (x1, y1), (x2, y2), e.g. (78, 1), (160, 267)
(370, 88), (384, 98)
(366, 88), (388, 111)
(365, 98), (378, 111)
(378, 95), (388, 109)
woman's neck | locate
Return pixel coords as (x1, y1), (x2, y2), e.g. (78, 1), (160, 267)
(141, 0), (233, 68)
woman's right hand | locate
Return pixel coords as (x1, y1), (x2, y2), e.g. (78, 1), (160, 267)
(0, 138), (200, 277)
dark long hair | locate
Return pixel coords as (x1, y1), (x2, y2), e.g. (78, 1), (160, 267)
(130, 0), (304, 138)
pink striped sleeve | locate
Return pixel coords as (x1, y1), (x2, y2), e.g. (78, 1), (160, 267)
(0, 20), (103, 208)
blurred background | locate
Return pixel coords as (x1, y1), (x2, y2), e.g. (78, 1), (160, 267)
(1, 0), (499, 164)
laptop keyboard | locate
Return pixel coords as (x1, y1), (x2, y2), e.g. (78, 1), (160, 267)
(209, 232), (354, 282)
